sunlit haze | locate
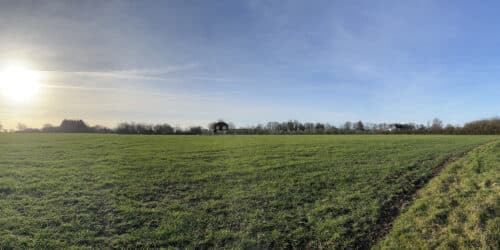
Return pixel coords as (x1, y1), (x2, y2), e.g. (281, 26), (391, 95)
(0, 65), (41, 103)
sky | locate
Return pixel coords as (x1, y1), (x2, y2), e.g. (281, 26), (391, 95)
(0, 0), (499, 129)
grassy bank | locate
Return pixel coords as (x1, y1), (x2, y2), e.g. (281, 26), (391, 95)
(377, 140), (499, 249)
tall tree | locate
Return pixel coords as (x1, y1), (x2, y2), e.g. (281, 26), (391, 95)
(354, 120), (364, 131)
(17, 123), (27, 131)
(344, 121), (352, 131)
(431, 118), (443, 133)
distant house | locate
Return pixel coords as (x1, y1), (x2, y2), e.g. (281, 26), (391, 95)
(385, 124), (397, 133)
(59, 119), (90, 132)
(385, 123), (415, 133)
(212, 121), (229, 134)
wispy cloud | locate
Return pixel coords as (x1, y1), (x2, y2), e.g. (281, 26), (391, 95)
(40, 83), (222, 102)
(186, 76), (252, 83)
(40, 63), (198, 81)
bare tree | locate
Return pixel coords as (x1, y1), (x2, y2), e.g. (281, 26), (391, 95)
(304, 122), (314, 134)
(462, 118), (500, 134)
(443, 124), (456, 134)
(431, 118), (443, 133)
(354, 120), (364, 131)
(17, 123), (27, 131)
(344, 121), (352, 131)
(315, 123), (325, 133)
(154, 124), (174, 134)
(42, 124), (56, 133)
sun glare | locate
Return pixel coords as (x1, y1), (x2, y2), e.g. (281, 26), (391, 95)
(0, 65), (41, 103)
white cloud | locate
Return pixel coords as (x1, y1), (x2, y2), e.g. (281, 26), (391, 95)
(38, 63), (198, 81)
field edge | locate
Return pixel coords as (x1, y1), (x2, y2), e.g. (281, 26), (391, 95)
(369, 140), (496, 247)
(374, 139), (500, 249)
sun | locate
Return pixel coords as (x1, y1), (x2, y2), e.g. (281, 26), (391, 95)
(0, 65), (41, 103)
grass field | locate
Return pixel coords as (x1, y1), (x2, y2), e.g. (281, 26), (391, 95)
(0, 134), (497, 248)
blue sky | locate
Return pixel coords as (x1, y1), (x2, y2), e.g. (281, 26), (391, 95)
(0, 0), (499, 128)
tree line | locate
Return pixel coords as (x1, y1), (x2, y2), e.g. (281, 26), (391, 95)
(3, 120), (207, 135)
(2, 117), (500, 135)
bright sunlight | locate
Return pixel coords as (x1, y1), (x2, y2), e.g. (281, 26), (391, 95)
(0, 65), (41, 103)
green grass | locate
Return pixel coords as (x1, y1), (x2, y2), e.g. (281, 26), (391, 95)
(0, 134), (496, 249)
(376, 140), (500, 249)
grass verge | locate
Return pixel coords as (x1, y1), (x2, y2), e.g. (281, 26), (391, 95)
(376, 140), (500, 249)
